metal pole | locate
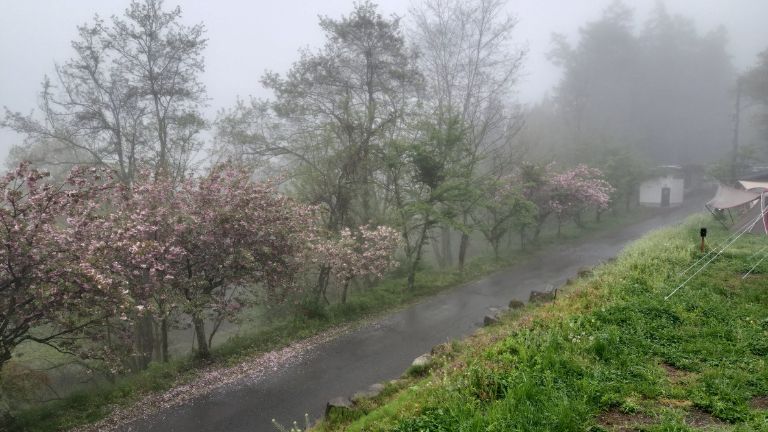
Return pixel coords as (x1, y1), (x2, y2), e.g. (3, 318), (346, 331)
(731, 77), (742, 186)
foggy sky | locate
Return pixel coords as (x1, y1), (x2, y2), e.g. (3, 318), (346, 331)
(1, 0), (767, 166)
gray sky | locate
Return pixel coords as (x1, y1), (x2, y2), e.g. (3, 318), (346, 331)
(1, 0), (767, 166)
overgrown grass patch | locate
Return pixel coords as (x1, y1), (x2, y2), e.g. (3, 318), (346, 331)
(313, 214), (768, 431)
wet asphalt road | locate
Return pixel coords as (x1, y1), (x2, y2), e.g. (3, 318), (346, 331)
(122, 197), (706, 432)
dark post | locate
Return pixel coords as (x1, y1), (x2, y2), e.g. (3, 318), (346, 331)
(700, 227), (707, 252)
(730, 78), (742, 186)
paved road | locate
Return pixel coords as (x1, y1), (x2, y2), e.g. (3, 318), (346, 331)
(123, 197), (706, 432)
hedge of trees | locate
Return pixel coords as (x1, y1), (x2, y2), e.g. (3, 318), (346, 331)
(0, 157), (613, 375)
(0, 162), (402, 372)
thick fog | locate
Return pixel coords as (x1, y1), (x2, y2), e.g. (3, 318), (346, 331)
(1, 0), (767, 167)
(3, 2), (768, 425)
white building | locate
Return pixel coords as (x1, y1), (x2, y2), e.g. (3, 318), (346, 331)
(639, 166), (685, 207)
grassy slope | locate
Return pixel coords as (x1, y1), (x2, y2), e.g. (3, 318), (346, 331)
(4, 208), (650, 432)
(315, 214), (768, 432)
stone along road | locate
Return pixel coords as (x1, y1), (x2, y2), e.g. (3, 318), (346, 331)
(121, 197), (706, 432)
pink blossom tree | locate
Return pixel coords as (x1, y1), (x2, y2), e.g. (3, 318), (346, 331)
(0, 163), (122, 369)
(313, 225), (400, 304)
(78, 165), (320, 362)
(80, 174), (183, 367)
(548, 164), (614, 235)
(518, 162), (615, 239)
(0, 161), (399, 368)
(170, 165), (316, 359)
(518, 162), (556, 240)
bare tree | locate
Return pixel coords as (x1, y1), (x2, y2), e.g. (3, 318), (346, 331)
(212, 98), (293, 178)
(2, 22), (147, 184)
(2, 0), (207, 184)
(107, 0), (207, 179)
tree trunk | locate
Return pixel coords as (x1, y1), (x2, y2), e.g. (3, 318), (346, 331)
(441, 227), (453, 267)
(341, 281), (350, 304)
(316, 266), (331, 304)
(208, 313), (227, 351)
(458, 232), (470, 271)
(105, 319), (113, 351)
(430, 230), (444, 268)
(151, 318), (162, 363)
(192, 315), (210, 360)
(160, 316), (169, 362)
(534, 213), (547, 241)
(407, 222), (431, 291)
(0, 349), (11, 371)
(519, 228), (526, 250)
(407, 263), (417, 291)
(458, 211), (471, 271)
(134, 313), (154, 370)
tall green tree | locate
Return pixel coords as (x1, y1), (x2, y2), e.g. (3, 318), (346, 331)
(259, 1), (421, 229)
(550, 1), (734, 164)
(472, 175), (536, 258)
(411, 0), (525, 270)
(383, 119), (471, 291)
(549, 1), (637, 151)
(637, 4), (733, 163)
(217, 2), (421, 298)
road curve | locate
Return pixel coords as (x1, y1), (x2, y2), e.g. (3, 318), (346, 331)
(122, 197), (706, 432)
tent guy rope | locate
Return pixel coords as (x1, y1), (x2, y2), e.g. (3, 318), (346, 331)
(743, 247), (768, 279)
(676, 214), (756, 278)
(665, 205), (768, 300)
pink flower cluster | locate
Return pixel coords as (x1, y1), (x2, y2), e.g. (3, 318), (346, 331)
(0, 163), (123, 363)
(0, 161), (407, 364)
(0, 162), (348, 363)
(312, 225), (401, 285)
(547, 164), (615, 216)
(100, 166), (321, 321)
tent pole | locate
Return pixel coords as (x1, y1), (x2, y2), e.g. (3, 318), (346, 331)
(762, 193), (768, 235)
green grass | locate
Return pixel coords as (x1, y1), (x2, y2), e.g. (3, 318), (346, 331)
(3, 207), (654, 432)
(313, 214), (768, 432)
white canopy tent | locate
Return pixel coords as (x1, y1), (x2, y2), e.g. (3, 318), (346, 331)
(738, 180), (768, 191)
(706, 184), (768, 234)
